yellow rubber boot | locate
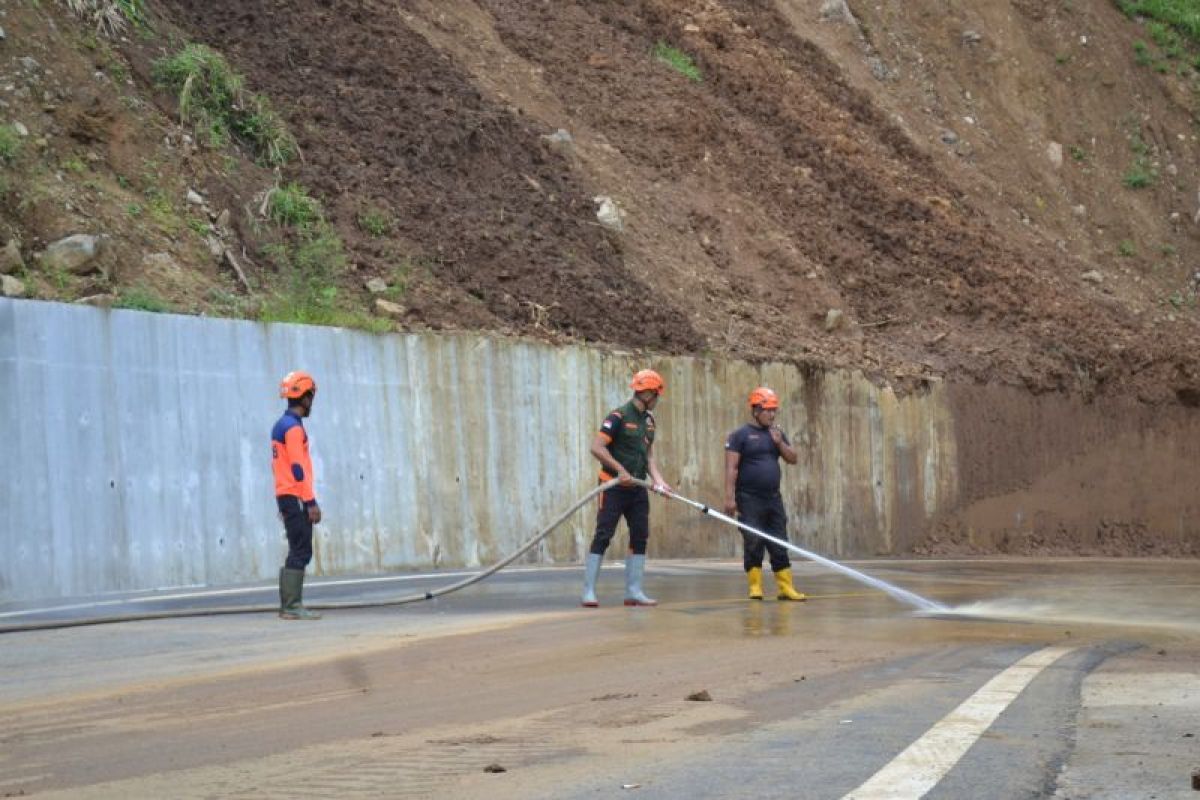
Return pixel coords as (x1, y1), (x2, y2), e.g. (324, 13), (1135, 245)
(746, 567), (764, 600)
(774, 568), (807, 602)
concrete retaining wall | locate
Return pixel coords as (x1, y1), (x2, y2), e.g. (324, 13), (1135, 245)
(4, 298), (1196, 603)
(0, 299), (959, 601)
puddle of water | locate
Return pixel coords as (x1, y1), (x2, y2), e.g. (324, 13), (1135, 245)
(644, 560), (1200, 645)
(928, 601), (1200, 634)
(874, 562), (1200, 644)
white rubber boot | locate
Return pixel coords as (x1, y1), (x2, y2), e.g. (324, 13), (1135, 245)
(581, 553), (603, 607)
(623, 554), (657, 607)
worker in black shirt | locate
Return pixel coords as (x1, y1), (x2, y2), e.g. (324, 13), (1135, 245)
(723, 387), (806, 601)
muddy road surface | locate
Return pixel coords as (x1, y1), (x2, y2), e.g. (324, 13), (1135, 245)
(2, 559), (1197, 799)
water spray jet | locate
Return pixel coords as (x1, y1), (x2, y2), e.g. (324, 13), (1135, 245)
(650, 482), (947, 613)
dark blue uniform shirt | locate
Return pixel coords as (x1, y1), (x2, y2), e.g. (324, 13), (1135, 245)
(725, 423), (790, 496)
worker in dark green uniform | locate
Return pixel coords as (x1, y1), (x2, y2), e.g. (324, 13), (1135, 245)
(582, 369), (672, 607)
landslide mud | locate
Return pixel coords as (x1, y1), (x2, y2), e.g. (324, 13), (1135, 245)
(917, 383), (1200, 557)
(150, 0), (1200, 401)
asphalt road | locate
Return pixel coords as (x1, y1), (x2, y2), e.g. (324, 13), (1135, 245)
(2, 559), (1198, 799)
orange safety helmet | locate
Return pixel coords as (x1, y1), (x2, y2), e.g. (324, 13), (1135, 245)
(630, 369), (665, 396)
(748, 386), (780, 410)
(279, 370), (317, 400)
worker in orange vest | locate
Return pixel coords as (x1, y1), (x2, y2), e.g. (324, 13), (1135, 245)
(272, 370), (323, 620)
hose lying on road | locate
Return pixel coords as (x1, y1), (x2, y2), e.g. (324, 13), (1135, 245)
(1, 477), (944, 634)
(0, 478), (623, 634)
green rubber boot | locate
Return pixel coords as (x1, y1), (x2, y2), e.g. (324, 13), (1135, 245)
(279, 567), (322, 620)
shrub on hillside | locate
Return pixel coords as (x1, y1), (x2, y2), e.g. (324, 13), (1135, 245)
(0, 125), (22, 164)
(153, 44), (296, 166)
(61, 0), (146, 36)
(1118, 1), (1200, 45)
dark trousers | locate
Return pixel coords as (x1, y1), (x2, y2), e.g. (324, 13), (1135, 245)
(737, 491), (791, 572)
(277, 495), (313, 570)
(590, 484), (650, 556)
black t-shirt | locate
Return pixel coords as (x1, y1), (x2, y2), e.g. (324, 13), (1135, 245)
(725, 423), (790, 496)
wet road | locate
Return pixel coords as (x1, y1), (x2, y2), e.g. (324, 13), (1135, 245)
(2, 559), (1198, 799)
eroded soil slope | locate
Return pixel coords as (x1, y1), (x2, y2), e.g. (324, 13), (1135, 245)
(158, 0), (1200, 400)
(3, 1), (1200, 404)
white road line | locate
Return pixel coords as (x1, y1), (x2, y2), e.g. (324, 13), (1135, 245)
(0, 565), (582, 618)
(843, 645), (1074, 800)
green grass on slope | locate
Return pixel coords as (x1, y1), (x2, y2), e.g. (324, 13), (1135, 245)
(153, 44), (296, 166)
(652, 41), (702, 82)
(1119, 0), (1200, 44)
(61, 0), (148, 35)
